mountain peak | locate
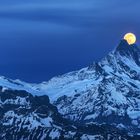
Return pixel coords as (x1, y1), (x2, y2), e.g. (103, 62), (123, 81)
(116, 39), (137, 52)
(0, 36), (140, 139)
(114, 39), (140, 66)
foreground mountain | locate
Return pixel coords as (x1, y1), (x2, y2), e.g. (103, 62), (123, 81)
(0, 86), (133, 140)
(0, 39), (140, 139)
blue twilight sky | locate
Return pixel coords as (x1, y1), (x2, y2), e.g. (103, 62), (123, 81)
(0, 0), (140, 82)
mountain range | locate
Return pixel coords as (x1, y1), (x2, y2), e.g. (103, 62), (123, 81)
(0, 39), (140, 140)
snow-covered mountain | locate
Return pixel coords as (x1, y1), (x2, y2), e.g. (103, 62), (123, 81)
(53, 40), (140, 136)
(0, 39), (140, 139)
(0, 86), (131, 140)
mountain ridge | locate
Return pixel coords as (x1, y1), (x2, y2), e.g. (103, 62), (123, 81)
(0, 86), (133, 140)
(0, 40), (140, 139)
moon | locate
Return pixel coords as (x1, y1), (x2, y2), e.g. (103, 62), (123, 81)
(124, 33), (136, 45)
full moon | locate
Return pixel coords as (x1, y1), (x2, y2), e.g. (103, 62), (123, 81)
(124, 33), (136, 45)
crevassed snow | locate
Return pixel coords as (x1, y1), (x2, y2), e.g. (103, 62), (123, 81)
(40, 78), (102, 101)
(40, 117), (53, 127)
(84, 113), (99, 120)
(127, 110), (140, 119)
(49, 129), (60, 140)
(81, 134), (103, 140)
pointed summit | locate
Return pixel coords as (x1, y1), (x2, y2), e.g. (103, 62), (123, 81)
(116, 39), (137, 52)
(116, 32), (137, 53)
(116, 39), (130, 51)
(114, 39), (140, 66)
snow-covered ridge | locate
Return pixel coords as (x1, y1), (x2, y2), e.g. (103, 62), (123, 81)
(0, 76), (39, 94)
(0, 39), (140, 138)
(0, 66), (100, 100)
(1, 40), (140, 102)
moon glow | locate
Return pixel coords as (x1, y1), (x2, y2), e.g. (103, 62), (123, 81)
(124, 33), (136, 45)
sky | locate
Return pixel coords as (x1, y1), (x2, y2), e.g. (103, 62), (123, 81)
(0, 0), (140, 83)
